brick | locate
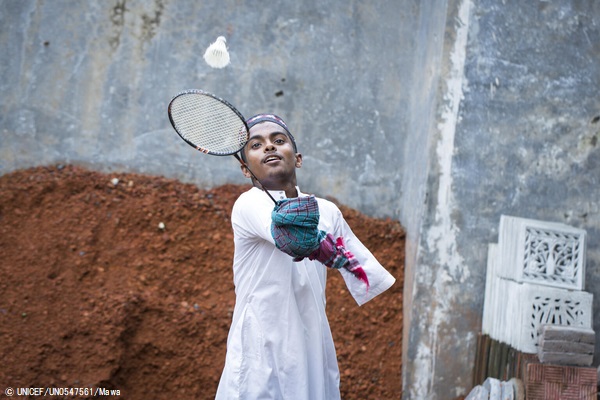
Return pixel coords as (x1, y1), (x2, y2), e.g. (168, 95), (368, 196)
(524, 363), (597, 400)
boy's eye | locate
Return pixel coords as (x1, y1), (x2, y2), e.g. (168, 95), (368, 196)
(250, 142), (261, 149)
(274, 138), (285, 144)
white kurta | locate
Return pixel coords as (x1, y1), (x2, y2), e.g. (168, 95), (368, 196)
(215, 187), (396, 400)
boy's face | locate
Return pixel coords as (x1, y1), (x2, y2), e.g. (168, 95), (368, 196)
(241, 121), (302, 191)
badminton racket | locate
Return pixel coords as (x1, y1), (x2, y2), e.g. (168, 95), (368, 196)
(167, 89), (277, 203)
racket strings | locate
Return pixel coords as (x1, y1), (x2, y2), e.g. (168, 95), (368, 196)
(170, 94), (247, 155)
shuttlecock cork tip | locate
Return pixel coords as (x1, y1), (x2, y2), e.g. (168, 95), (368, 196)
(204, 36), (230, 69)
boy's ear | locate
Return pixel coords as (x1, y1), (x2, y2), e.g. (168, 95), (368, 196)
(295, 153), (303, 168)
(240, 164), (253, 179)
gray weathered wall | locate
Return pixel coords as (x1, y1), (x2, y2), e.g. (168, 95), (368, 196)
(2, 0), (600, 399)
(403, 0), (600, 398)
(0, 0), (413, 218)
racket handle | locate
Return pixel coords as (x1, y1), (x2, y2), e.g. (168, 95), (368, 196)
(233, 153), (277, 204)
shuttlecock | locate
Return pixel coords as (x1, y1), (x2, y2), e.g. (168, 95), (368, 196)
(203, 36), (230, 69)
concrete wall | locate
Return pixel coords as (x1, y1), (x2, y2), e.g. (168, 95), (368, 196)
(2, 0), (600, 399)
(0, 0), (413, 218)
(403, 0), (600, 398)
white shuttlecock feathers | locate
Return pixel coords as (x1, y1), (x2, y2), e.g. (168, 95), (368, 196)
(203, 36), (230, 69)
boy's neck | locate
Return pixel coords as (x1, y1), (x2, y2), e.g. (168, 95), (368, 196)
(254, 181), (298, 198)
(283, 186), (299, 198)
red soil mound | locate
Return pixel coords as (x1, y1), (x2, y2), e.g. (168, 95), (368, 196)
(0, 165), (404, 399)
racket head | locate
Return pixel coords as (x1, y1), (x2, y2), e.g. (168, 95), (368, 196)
(168, 89), (249, 156)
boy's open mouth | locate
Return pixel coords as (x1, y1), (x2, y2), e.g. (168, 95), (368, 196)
(263, 155), (282, 164)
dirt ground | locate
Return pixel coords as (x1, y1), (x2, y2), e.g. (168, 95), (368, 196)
(0, 165), (405, 399)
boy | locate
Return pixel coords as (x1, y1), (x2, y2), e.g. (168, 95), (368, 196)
(215, 114), (395, 399)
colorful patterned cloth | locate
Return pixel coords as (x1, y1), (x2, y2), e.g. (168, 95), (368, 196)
(271, 196), (370, 289)
(270, 196), (325, 260)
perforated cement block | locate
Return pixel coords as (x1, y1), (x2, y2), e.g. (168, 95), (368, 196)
(498, 215), (586, 291)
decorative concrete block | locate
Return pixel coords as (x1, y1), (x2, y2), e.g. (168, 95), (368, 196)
(498, 215), (586, 290)
(485, 280), (594, 353)
(514, 283), (593, 353)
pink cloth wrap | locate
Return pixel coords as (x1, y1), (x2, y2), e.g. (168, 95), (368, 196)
(270, 196), (369, 289)
(307, 233), (370, 290)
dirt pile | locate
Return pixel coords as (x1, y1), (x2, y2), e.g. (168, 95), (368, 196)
(0, 165), (405, 399)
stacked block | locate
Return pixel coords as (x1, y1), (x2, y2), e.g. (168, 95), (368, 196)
(482, 215), (592, 354)
(472, 335), (598, 399)
(473, 215), (597, 399)
(537, 325), (595, 367)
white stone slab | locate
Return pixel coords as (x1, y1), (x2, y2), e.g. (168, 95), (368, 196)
(500, 380), (514, 400)
(466, 385), (490, 400)
(483, 377), (501, 400)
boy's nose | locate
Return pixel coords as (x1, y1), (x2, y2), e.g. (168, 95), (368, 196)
(264, 143), (276, 152)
